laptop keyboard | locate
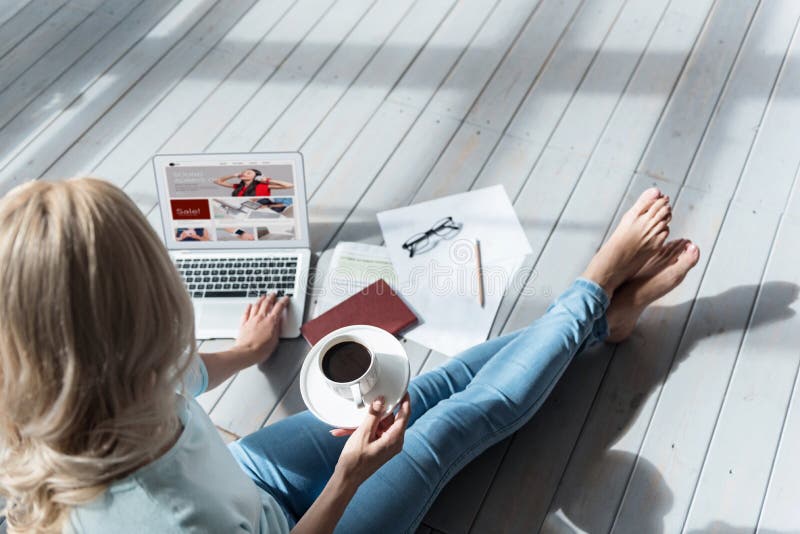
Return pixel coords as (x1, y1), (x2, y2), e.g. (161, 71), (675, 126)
(176, 256), (298, 299)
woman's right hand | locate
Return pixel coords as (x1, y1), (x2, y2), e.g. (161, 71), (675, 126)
(334, 394), (411, 485)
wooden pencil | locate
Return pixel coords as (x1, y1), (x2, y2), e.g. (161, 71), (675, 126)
(475, 238), (484, 307)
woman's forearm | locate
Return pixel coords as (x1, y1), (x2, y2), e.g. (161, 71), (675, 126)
(269, 179), (292, 189)
(199, 346), (259, 389)
(291, 470), (359, 534)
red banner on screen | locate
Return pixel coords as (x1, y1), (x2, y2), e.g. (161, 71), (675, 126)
(170, 199), (210, 220)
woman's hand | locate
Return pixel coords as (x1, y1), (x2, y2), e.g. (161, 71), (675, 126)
(182, 229), (198, 239)
(333, 394), (411, 485)
(233, 293), (288, 365)
(199, 294), (289, 390)
(290, 397), (410, 534)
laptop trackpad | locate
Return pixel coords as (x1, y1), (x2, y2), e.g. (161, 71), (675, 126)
(195, 301), (245, 339)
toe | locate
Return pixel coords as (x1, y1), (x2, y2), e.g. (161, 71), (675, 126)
(660, 239), (685, 260)
(665, 243), (699, 287)
(679, 242), (700, 268)
(653, 227), (669, 247)
(632, 187), (662, 214)
(652, 202), (671, 226)
(645, 196), (670, 219)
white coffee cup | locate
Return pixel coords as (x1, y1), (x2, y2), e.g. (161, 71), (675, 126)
(317, 333), (379, 408)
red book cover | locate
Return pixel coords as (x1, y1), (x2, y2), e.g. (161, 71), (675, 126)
(301, 278), (418, 346)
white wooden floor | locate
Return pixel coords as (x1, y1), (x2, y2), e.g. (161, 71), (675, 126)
(1, 0), (800, 532)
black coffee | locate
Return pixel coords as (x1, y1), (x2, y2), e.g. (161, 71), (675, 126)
(321, 341), (371, 383)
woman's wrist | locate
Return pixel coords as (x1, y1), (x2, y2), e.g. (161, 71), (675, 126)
(199, 346), (260, 389)
(225, 343), (262, 369)
(290, 468), (360, 534)
(331, 464), (363, 494)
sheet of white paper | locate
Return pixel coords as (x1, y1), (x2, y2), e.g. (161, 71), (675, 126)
(314, 242), (397, 316)
(377, 185), (532, 356)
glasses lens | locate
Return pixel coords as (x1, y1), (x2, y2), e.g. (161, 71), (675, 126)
(432, 217), (452, 233)
(432, 217), (459, 237)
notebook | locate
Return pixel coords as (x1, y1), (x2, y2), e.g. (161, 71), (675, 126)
(301, 278), (418, 346)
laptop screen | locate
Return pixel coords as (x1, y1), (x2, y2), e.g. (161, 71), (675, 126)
(153, 153), (309, 250)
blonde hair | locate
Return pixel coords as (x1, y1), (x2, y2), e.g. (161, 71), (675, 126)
(0, 178), (196, 532)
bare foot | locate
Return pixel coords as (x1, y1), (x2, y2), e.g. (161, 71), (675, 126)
(605, 240), (700, 343)
(581, 187), (671, 298)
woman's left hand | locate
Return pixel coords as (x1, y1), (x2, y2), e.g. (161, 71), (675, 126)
(332, 394), (411, 485)
(329, 404), (401, 438)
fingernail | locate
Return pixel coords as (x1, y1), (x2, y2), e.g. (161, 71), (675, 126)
(329, 430), (336, 435)
(374, 396), (385, 409)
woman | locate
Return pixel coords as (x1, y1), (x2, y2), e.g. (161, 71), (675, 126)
(213, 169), (293, 197)
(0, 179), (698, 533)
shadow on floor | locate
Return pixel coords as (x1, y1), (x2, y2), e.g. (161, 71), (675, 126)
(546, 281), (799, 534)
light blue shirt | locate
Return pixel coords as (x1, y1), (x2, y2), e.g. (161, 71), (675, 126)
(67, 357), (289, 533)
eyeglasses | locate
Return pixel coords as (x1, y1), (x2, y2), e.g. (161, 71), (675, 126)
(401, 216), (461, 257)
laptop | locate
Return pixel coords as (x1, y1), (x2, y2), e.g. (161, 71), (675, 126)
(152, 152), (311, 339)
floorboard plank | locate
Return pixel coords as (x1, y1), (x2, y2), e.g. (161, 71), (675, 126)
(206, 0), (375, 153)
(122, 0), (444, 219)
(682, 215), (800, 532)
(118, 0), (336, 213)
(787, 165), (800, 224)
(307, 0), (539, 251)
(0, 0), (143, 127)
(299, 0), (489, 195)
(30, 0), (260, 183)
(733, 14), (800, 211)
(0, 0), (106, 94)
(686, 0), (800, 198)
(635, 0), (760, 185)
(135, 0), (331, 159)
(0, 0), (179, 159)
(112, 0), (374, 213)
(757, 310), (800, 532)
(121, 2), (422, 222)
(0, 0), (33, 27)
(377, 0), (589, 211)
(0, 0), (66, 59)
(251, 0), (419, 152)
(45, 0), (295, 183)
(0, 0), (212, 192)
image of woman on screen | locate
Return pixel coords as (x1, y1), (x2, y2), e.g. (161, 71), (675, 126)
(212, 169), (292, 197)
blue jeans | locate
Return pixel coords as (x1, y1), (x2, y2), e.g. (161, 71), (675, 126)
(229, 278), (609, 533)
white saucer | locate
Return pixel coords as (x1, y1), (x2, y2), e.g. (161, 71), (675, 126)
(300, 325), (410, 429)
